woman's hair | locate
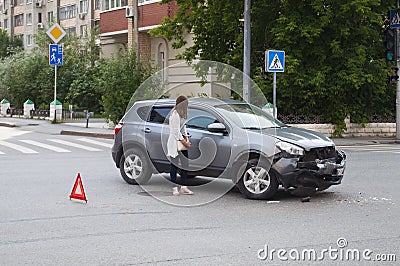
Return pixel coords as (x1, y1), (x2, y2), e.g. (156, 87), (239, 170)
(175, 95), (188, 119)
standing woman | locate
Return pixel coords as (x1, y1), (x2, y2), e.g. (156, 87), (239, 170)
(167, 95), (194, 196)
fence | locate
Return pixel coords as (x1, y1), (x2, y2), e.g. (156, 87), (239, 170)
(6, 109), (90, 120)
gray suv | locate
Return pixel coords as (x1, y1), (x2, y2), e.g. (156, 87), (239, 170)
(112, 98), (346, 199)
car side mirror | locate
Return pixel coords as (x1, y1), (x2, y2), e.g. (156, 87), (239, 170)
(207, 123), (227, 133)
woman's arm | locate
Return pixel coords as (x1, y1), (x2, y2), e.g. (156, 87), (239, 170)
(170, 111), (184, 141)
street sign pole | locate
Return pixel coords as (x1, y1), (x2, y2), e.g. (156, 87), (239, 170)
(397, 1), (400, 139)
(46, 23), (66, 123)
(273, 72), (277, 118)
(266, 50), (285, 119)
(54, 65), (57, 123)
(243, 0), (251, 102)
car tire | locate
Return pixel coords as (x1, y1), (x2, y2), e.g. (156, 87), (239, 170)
(236, 158), (278, 200)
(119, 148), (152, 185)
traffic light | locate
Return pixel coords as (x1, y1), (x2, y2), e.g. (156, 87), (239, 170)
(384, 29), (396, 61)
(387, 66), (399, 83)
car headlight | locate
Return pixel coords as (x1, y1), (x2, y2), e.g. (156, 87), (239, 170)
(275, 141), (304, 156)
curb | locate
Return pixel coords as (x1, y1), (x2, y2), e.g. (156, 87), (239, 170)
(0, 122), (16, 128)
(60, 130), (114, 139)
(333, 139), (400, 146)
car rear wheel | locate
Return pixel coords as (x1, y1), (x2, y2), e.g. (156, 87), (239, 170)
(237, 158), (278, 200)
(119, 148), (152, 185)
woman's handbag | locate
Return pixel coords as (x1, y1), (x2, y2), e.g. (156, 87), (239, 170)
(177, 140), (188, 151)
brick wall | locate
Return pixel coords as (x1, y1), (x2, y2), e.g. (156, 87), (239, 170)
(101, 1), (178, 34)
(288, 118), (396, 138)
(139, 32), (151, 61)
(100, 9), (127, 34)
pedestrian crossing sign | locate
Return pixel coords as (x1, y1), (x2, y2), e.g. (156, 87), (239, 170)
(266, 50), (285, 72)
(390, 9), (400, 28)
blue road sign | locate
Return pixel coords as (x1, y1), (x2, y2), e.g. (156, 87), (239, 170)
(266, 50), (285, 72)
(390, 9), (400, 28)
(49, 44), (63, 66)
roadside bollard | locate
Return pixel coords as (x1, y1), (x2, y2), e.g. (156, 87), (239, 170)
(86, 111), (90, 128)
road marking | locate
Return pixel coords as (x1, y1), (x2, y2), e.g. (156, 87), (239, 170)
(0, 140), (38, 154)
(371, 150), (400, 153)
(77, 138), (113, 148)
(48, 139), (102, 151)
(19, 140), (71, 153)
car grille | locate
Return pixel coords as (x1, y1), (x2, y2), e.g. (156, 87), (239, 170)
(301, 146), (337, 162)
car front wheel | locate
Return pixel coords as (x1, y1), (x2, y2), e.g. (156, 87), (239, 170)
(119, 148), (152, 185)
(237, 158), (278, 200)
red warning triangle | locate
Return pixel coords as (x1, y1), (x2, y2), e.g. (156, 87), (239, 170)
(69, 173), (87, 202)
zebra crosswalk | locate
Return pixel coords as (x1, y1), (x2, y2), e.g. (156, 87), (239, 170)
(0, 137), (113, 155)
(338, 144), (400, 154)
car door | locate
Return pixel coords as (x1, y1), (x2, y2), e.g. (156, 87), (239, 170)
(144, 106), (172, 162)
(185, 107), (232, 172)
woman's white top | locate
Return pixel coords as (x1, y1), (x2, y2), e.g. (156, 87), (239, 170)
(167, 109), (187, 158)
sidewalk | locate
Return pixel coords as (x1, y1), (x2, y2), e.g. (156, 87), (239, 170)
(1, 116), (400, 145)
(0, 117), (114, 139)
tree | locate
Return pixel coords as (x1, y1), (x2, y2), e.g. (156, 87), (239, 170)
(0, 29), (22, 58)
(95, 49), (153, 124)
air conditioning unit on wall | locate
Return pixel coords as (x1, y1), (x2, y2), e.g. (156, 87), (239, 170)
(37, 22), (43, 28)
(78, 13), (86, 20)
(126, 6), (134, 18)
(35, 0), (42, 8)
(2, 8), (8, 15)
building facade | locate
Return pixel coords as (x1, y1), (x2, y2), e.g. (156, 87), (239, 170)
(0, 0), (101, 50)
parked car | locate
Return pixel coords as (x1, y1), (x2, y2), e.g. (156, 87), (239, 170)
(112, 98), (346, 199)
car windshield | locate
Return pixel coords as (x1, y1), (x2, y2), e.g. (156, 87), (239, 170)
(215, 103), (285, 129)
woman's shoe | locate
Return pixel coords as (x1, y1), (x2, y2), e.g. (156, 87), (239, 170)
(180, 186), (194, 195)
(172, 187), (180, 196)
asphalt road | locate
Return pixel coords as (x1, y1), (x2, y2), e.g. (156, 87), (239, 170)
(0, 126), (399, 265)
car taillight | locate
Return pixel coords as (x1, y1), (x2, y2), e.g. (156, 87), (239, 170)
(114, 123), (124, 136)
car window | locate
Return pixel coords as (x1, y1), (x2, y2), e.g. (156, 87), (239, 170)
(137, 106), (150, 121)
(215, 103), (285, 129)
(148, 107), (172, 123)
(187, 109), (219, 130)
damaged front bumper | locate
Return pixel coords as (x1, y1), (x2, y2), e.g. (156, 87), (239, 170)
(272, 150), (346, 191)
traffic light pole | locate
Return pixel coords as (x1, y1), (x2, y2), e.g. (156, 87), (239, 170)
(397, 0), (400, 139)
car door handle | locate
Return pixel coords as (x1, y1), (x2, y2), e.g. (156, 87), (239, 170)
(186, 133), (191, 138)
(144, 128), (151, 133)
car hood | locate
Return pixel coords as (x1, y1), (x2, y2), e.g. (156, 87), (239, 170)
(262, 126), (335, 150)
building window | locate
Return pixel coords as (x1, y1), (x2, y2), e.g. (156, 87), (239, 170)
(65, 27), (76, 36)
(26, 34), (33, 46)
(60, 5), (76, 20)
(80, 24), (87, 36)
(15, 34), (24, 46)
(14, 0), (23, 5)
(26, 13), (32, 25)
(4, 19), (8, 29)
(26, 0), (32, 4)
(14, 14), (24, 27)
(95, 0), (100, 10)
(47, 11), (53, 22)
(38, 12), (42, 23)
(80, 0), (88, 13)
(102, 0), (127, 11)
(138, 0), (161, 5)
